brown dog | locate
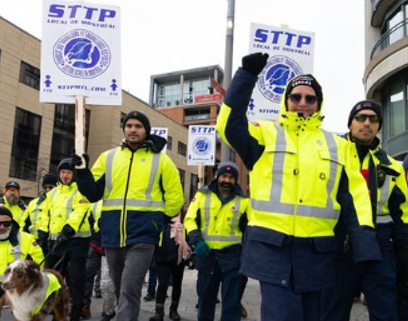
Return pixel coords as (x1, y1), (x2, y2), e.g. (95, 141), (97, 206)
(1, 260), (69, 321)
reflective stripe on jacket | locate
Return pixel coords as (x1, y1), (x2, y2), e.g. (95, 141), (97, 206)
(0, 230), (44, 281)
(185, 189), (249, 250)
(91, 145), (184, 247)
(42, 183), (91, 240)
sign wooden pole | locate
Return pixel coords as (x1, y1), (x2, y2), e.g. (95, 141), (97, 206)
(198, 164), (205, 189)
(75, 96), (86, 156)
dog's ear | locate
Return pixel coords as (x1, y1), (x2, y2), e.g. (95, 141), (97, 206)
(26, 261), (40, 279)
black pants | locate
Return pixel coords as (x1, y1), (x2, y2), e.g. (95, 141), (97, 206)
(84, 246), (102, 304)
(46, 238), (89, 306)
(156, 261), (185, 305)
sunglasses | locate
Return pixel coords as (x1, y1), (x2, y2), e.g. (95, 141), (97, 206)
(287, 93), (318, 105)
(0, 221), (12, 227)
(353, 114), (380, 123)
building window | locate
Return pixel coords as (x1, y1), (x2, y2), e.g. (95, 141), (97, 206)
(19, 61), (40, 90)
(50, 104), (90, 169)
(120, 112), (126, 127)
(183, 76), (211, 103)
(190, 173), (198, 201)
(184, 108), (210, 121)
(9, 108), (42, 181)
(158, 81), (180, 107)
(389, 81), (405, 137)
(178, 141), (187, 156)
(178, 168), (185, 190)
(167, 136), (172, 150)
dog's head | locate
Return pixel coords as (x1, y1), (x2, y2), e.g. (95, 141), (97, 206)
(2, 260), (41, 295)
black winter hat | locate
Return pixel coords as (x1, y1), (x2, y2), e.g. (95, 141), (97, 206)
(0, 206), (13, 219)
(58, 158), (74, 172)
(216, 161), (239, 180)
(122, 110), (151, 134)
(4, 181), (20, 190)
(347, 100), (382, 130)
(42, 174), (58, 187)
(285, 74), (323, 108)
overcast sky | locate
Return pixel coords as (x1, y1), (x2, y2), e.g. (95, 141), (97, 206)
(0, 0), (365, 133)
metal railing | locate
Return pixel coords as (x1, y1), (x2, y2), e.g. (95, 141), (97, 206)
(370, 18), (408, 59)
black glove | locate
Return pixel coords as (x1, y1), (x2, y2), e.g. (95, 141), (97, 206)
(57, 233), (69, 246)
(71, 153), (90, 169)
(242, 52), (269, 76)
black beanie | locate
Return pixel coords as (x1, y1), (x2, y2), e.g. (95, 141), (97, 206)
(347, 100), (382, 130)
(216, 161), (239, 180)
(42, 174), (58, 187)
(58, 158), (73, 172)
(0, 206), (13, 219)
(285, 74), (323, 108)
(122, 110), (151, 134)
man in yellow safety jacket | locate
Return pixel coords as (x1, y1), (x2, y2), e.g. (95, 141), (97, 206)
(40, 158), (91, 321)
(71, 110), (184, 321)
(216, 52), (382, 321)
(0, 181), (27, 226)
(185, 161), (249, 321)
(21, 173), (58, 254)
(0, 206), (44, 316)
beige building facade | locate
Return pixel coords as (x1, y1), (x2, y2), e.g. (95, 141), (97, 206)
(0, 16), (197, 205)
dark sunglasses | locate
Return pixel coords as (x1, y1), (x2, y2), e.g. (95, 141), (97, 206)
(0, 221), (12, 227)
(288, 93), (318, 105)
(353, 114), (380, 123)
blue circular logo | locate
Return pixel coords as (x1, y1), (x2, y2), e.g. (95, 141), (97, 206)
(193, 138), (211, 155)
(53, 29), (111, 79)
(257, 55), (303, 103)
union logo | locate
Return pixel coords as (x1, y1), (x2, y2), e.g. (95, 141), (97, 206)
(193, 138), (211, 156)
(257, 55), (303, 103)
(53, 29), (111, 79)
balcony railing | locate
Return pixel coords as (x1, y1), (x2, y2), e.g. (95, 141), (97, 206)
(370, 18), (408, 59)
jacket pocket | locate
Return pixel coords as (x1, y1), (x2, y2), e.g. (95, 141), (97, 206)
(313, 237), (338, 253)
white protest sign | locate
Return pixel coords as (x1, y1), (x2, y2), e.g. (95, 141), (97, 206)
(187, 125), (216, 166)
(248, 23), (315, 121)
(41, 0), (122, 105)
(151, 127), (168, 154)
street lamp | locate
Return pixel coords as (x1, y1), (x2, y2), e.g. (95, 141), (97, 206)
(220, 0), (235, 162)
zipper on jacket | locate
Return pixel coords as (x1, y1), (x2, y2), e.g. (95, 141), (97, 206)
(121, 151), (135, 247)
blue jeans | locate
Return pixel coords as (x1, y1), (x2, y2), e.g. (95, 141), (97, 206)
(197, 265), (241, 321)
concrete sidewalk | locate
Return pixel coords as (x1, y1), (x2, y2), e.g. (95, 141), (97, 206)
(1, 268), (369, 321)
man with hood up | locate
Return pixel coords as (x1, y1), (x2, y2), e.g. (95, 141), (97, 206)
(71, 110), (184, 321)
(216, 52), (381, 321)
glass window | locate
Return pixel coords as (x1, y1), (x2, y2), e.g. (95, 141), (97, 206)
(389, 81), (405, 137)
(190, 173), (198, 201)
(158, 81), (180, 107)
(50, 104), (90, 169)
(184, 108), (210, 121)
(9, 108), (42, 181)
(19, 61), (40, 90)
(167, 136), (172, 150)
(178, 141), (187, 156)
(178, 168), (185, 190)
(183, 77), (211, 103)
(388, 10), (403, 45)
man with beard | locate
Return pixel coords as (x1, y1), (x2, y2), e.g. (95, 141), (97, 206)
(185, 161), (250, 321)
(0, 205), (44, 316)
(0, 181), (27, 226)
(321, 100), (408, 321)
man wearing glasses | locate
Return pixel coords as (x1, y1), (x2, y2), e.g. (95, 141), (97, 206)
(216, 53), (381, 321)
(321, 101), (408, 321)
(0, 206), (44, 317)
